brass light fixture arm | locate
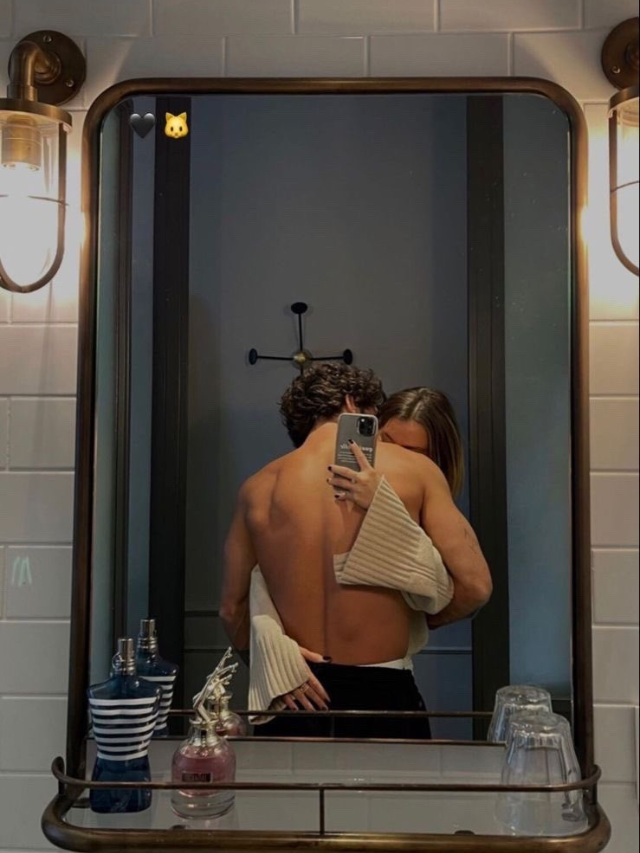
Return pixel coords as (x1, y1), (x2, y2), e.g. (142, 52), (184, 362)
(7, 38), (61, 102)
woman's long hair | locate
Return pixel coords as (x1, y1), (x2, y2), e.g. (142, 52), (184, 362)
(379, 388), (464, 498)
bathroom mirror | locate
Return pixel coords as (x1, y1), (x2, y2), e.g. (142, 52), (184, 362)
(70, 79), (591, 763)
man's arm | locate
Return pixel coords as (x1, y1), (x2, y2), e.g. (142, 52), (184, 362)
(419, 458), (493, 629)
(220, 484), (257, 655)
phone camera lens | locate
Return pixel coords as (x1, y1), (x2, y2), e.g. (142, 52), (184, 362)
(358, 417), (374, 437)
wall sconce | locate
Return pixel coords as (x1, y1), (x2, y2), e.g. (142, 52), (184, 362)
(602, 17), (639, 277)
(0, 31), (85, 293)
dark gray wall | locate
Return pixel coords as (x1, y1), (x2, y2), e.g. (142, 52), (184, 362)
(503, 96), (572, 695)
(185, 94), (470, 718)
(126, 96), (156, 637)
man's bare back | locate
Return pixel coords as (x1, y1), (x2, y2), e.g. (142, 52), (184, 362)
(242, 423), (427, 665)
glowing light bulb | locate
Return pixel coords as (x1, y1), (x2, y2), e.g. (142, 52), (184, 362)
(0, 130), (59, 287)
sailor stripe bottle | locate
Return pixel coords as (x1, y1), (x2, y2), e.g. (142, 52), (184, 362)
(135, 618), (179, 737)
(87, 638), (161, 813)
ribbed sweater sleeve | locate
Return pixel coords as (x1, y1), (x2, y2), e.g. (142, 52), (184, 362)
(334, 476), (454, 615)
(247, 568), (310, 724)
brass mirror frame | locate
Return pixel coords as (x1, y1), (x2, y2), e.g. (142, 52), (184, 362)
(59, 77), (596, 850)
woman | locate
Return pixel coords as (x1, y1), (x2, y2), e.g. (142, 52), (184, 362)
(330, 386), (464, 508)
(380, 388), (464, 498)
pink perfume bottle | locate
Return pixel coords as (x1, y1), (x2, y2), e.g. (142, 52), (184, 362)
(171, 648), (239, 819)
(214, 693), (248, 738)
(171, 720), (236, 819)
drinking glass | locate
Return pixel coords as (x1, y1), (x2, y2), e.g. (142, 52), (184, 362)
(488, 685), (553, 743)
(495, 712), (589, 837)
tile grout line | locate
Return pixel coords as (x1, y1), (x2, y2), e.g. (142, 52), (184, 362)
(591, 546), (640, 552)
(292, 0), (299, 35)
(507, 32), (514, 75)
(0, 544), (6, 620)
(221, 35), (228, 76)
(579, 0), (585, 30)
(4, 397), (10, 471)
(364, 35), (370, 77)
(434, 0), (440, 32)
(590, 395), (640, 401)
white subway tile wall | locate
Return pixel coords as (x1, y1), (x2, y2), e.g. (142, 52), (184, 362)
(592, 550), (640, 625)
(13, 0), (153, 37)
(590, 398), (639, 471)
(370, 33), (510, 77)
(5, 546), (73, 619)
(584, 0), (640, 30)
(591, 473), (639, 548)
(0, 400), (7, 468)
(8, 399), (76, 470)
(440, 0), (581, 33)
(0, 697), (67, 772)
(298, 0), (435, 35)
(513, 30), (616, 101)
(0, 0), (10, 37)
(0, 327), (78, 396)
(598, 782), (640, 853)
(0, 0), (638, 849)
(593, 626), (640, 704)
(595, 705), (639, 783)
(590, 323), (640, 395)
(153, 0), (294, 36)
(226, 35), (366, 77)
(84, 35), (225, 105)
(0, 289), (10, 323)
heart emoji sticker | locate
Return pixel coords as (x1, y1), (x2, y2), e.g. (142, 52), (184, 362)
(130, 113), (156, 139)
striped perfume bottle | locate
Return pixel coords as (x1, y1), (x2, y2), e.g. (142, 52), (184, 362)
(88, 638), (161, 813)
(136, 618), (179, 737)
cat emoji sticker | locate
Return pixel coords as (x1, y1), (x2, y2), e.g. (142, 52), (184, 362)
(164, 112), (189, 139)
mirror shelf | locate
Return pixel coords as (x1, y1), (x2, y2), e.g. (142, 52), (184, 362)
(43, 742), (610, 853)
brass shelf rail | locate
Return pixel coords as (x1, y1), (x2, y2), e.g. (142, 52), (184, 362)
(42, 757), (611, 853)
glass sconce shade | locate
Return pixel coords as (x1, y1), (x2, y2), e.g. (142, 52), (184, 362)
(609, 87), (639, 276)
(0, 100), (71, 293)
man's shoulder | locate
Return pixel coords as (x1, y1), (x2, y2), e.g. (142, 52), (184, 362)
(238, 451), (295, 501)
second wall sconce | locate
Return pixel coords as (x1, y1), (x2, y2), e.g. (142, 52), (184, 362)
(0, 31), (86, 293)
(602, 17), (639, 277)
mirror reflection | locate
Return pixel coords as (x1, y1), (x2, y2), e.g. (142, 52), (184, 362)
(91, 91), (572, 740)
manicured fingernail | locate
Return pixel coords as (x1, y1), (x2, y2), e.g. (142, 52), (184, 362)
(323, 656), (332, 662)
(327, 466), (332, 471)
(348, 439), (355, 444)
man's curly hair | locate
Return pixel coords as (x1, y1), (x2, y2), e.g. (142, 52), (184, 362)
(280, 362), (386, 448)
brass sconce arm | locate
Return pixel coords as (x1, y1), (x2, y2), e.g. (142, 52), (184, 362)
(7, 38), (62, 103)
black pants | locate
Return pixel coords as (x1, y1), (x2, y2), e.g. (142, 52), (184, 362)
(258, 662), (431, 740)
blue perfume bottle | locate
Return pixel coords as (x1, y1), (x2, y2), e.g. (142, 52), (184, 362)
(88, 638), (161, 813)
(135, 618), (179, 737)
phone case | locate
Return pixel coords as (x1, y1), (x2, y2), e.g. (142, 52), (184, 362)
(334, 413), (378, 472)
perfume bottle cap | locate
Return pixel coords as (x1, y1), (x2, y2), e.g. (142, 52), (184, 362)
(192, 648), (238, 727)
(137, 618), (158, 652)
(139, 618), (156, 637)
(112, 638), (136, 675)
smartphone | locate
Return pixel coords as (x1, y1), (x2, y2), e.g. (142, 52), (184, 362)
(334, 413), (378, 472)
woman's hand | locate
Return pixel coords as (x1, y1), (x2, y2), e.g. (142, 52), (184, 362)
(280, 647), (331, 712)
(327, 440), (382, 510)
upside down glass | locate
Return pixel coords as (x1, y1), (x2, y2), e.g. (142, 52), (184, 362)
(495, 712), (589, 837)
(488, 685), (553, 743)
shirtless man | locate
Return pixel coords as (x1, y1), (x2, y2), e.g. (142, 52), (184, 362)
(221, 363), (492, 738)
